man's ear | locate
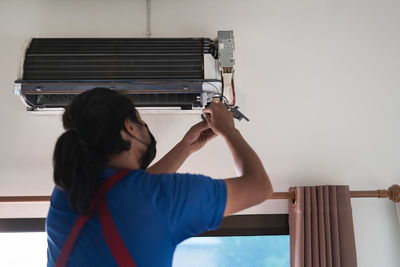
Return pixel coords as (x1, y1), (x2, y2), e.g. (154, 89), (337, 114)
(124, 119), (135, 134)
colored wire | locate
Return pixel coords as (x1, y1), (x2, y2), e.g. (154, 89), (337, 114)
(231, 78), (236, 106)
(205, 81), (231, 106)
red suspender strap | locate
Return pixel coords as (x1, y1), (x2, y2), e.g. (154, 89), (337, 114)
(54, 169), (136, 267)
(54, 215), (91, 267)
(98, 199), (137, 266)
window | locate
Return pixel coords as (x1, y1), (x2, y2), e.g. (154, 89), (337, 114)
(0, 232), (47, 266)
(173, 214), (290, 267)
(0, 218), (47, 267)
(173, 235), (289, 267)
(0, 215), (289, 266)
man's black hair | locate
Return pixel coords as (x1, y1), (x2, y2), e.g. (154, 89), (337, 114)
(53, 88), (140, 214)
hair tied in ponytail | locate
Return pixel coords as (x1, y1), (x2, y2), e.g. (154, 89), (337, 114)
(68, 128), (90, 152)
(54, 88), (140, 214)
(69, 128), (79, 134)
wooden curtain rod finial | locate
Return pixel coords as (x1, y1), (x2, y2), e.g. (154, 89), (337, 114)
(388, 184), (400, 203)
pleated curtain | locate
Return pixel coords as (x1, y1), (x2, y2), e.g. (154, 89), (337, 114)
(289, 185), (358, 267)
(397, 203), (400, 227)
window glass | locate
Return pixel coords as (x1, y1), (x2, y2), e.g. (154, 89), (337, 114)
(0, 232), (47, 267)
(173, 235), (290, 267)
(0, 233), (290, 266)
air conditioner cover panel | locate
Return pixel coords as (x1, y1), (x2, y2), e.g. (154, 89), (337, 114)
(15, 32), (234, 112)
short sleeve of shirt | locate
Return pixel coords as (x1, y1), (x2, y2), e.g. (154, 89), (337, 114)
(147, 172), (227, 245)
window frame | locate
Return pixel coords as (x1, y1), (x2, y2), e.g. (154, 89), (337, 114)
(200, 214), (289, 236)
(0, 214), (289, 236)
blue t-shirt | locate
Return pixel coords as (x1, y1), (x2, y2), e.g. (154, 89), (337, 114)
(46, 168), (227, 267)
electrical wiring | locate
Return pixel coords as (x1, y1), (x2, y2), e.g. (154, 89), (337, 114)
(231, 78), (236, 106)
(22, 95), (38, 109)
(211, 93), (230, 106)
(204, 82), (230, 106)
(229, 70), (236, 107)
(206, 82), (233, 107)
(204, 81), (221, 94)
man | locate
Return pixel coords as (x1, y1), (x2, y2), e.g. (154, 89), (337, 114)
(46, 88), (273, 266)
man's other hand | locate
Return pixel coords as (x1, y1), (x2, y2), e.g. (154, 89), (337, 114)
(181, 121), (217, 153)
(202, 102), (235, 137)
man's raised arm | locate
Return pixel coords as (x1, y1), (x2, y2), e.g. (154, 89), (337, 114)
(202, 102), (273, 216)
(146, 121), (216, 174)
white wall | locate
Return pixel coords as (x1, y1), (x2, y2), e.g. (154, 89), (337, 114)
(0, 0), (399, 266)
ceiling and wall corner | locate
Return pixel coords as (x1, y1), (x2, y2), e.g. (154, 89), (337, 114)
(0, 0), (399, 266)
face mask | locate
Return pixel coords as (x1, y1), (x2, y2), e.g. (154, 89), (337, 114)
(139, 124), (157, 169)
(128, 123), (157, 169)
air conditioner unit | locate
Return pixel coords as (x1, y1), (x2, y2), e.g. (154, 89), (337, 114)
(14, 31), (236, 114)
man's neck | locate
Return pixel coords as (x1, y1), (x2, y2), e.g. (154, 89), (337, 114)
(107, 150), (141, 170)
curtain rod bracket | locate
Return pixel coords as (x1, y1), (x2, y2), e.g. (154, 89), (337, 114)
(289, 188), (297, 207)
(389, 184), (400, 203)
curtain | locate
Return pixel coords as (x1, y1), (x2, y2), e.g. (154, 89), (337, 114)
(397, 203), (400, 227)
(289, 186), (358, 267)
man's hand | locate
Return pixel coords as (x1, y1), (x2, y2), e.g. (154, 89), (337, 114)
(181, 121), (217, 153)
(202, 102), (236, 137)
(147, 121), (216, 174)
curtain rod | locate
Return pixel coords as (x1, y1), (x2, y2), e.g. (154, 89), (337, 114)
(0, 185), (398, 204)
(274, 184), (400, 206)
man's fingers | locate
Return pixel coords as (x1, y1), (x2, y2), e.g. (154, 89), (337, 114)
(200, 129), (218, 142)
(203, 101), (228, 118)
(192, 121), (209, 131)
(202, 109), (212, 119)
(204, 113), (212, 122)
(203, 128), (217, 138)
(193, 120), (207, 127)
(208, 101), (225, 110)
(203, 104), (215, 115)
